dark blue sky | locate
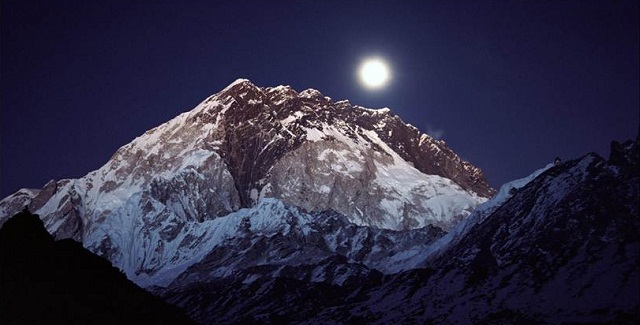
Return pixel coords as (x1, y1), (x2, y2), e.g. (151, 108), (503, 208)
(1, 0), (638, 198)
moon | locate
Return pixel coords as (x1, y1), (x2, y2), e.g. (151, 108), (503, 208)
(359, 58), (390, 89)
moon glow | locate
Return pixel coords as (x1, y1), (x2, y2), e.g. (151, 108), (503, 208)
(359, 58), (390, 89)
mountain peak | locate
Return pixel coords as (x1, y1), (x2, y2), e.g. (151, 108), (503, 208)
(222, 77), (254, 90)
(299, 88), (325, 99)
(0, 79), (495, 287)
(216, 78), (263, 101)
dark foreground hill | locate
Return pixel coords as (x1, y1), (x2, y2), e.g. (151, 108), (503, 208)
(0, 209), (195, 325)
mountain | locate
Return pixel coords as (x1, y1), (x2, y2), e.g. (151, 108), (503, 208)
(0, 79), (491, 288)
(158, 138), (640, 325)
(3, 78), (635, 324)
(0, 209), (196, 324)
(360, 140), (639, 324)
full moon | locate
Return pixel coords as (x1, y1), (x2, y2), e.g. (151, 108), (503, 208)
(359, 58), (390, 89)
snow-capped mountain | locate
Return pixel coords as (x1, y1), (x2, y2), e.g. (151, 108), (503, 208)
(1, 78), (637, 324)
(158, 138), (639, 325)
(0, 79), (492, 287)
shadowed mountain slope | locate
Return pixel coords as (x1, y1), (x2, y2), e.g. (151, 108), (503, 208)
(0, 209), (195, 324)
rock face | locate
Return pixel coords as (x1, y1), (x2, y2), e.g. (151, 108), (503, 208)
(0, 78), (491, 287)
(202, 80), (494, 206)
(159, 139), (640, 325)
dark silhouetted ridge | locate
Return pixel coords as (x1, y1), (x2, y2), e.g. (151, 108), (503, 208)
(0, 209), (196, 324)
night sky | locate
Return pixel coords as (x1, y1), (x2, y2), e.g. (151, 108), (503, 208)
(1, 1), (638, 198)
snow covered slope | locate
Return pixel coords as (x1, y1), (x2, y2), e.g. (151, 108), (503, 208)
(159, 198), (444, 288)
(418, 162), (556, 263)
